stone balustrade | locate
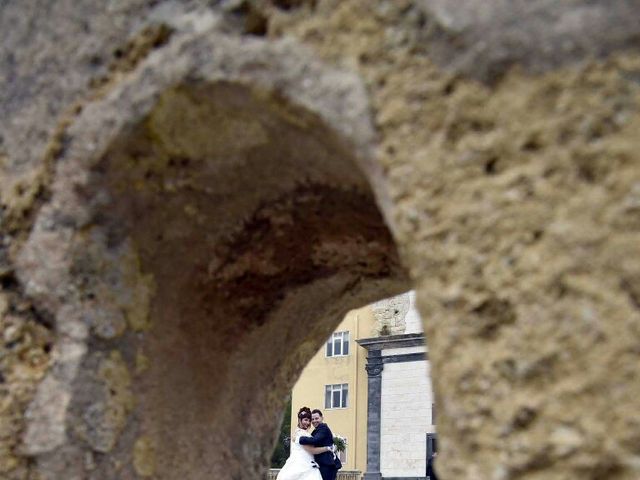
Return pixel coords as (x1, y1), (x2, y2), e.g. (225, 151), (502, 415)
(267, 469), (362, 480)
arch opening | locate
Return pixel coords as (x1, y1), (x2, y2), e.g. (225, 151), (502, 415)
(17, 48), (410, 478)
(280, 289), (437, 479)
(84, 80), (409, 478)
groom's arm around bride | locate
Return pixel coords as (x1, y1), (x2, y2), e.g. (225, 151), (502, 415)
(298, 409), (339, 477)
(298, 422), (334, 465)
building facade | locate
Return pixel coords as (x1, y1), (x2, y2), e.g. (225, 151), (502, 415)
(291, 292), (437, 479)
(291, 304), (374, 472)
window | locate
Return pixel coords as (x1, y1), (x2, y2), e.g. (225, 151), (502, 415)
(325, 331), (349, 357)
(426, 433), (438, 459)
(324, 383), (348, 409)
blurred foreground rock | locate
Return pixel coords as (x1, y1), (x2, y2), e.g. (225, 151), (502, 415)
(1, 1), (639, 479)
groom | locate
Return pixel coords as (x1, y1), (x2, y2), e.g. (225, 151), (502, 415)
(298, 409), (339, 480)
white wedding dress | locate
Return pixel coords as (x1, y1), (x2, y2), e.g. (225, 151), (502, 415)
(276, 428), (323, 480)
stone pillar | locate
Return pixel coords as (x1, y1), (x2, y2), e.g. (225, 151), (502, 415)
(364, 350), (383, 480)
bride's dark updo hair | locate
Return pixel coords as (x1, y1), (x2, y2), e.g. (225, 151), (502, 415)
(297, 406), (312, 420)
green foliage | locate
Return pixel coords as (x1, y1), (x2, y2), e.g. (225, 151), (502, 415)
(333, 435), (347, 453)
(270, 396), (292, 468)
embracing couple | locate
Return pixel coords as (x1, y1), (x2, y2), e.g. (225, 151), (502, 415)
(276, 407), (342, 480)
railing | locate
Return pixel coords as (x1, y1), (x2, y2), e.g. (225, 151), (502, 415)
(337, 471), (361, 480)
(267, 469), (361, 480)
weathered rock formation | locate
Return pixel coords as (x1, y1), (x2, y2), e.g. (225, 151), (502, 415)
(1, 1), (639, 479)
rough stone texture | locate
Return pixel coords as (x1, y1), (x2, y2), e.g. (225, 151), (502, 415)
(269, 1), (640, 478)
(416, 0), (640, 83)
(1, 0), (640, 479)
(1, 4), (407, 479)
(371, 292), (411, 336)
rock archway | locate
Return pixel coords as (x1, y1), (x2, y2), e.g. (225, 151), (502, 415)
(14, 31), (407, 479)
(3, 2), (640, 480)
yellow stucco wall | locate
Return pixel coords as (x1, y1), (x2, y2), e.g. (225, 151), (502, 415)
(291, 305), (377, 473)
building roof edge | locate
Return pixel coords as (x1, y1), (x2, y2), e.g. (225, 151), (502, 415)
(356, 332), (425, 350)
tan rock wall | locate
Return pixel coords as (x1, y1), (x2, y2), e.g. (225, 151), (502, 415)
(269, 2), (640, 478)
(1, 1), (639, 479)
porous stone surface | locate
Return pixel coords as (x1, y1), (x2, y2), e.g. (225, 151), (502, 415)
(1, 1), (640, 479)
(416, 0), (640, 83)
(269, 1), (640, 478)
(1, 4), (407, 478)
(371, 292), (411, 336)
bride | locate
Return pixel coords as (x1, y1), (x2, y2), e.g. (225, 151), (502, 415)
(277, 407), (334, 480)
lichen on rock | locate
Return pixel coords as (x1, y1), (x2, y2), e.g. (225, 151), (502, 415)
(79, 351), (134, 453)
(133, 435), (157, 477)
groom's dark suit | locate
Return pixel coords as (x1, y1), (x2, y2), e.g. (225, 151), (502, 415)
(298, 422), (338, 480)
